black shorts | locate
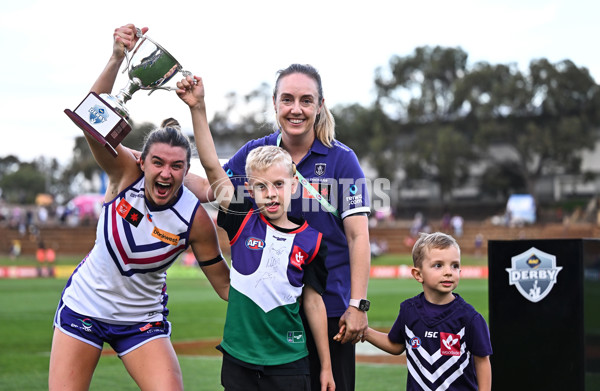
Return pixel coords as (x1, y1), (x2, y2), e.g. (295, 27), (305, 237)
(219, 348), (310, 391)
(303, 314), (356, 391)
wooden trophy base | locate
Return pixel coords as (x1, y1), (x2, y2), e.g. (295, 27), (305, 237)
(64, 92), (132, 157)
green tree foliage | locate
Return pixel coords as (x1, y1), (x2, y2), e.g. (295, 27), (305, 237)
(61, 120), (155, 195)
(335, 46), (600, 205)
(459, 59), (600, 202)
(0, 162), (46, 203)
(209, 83), (274, 145)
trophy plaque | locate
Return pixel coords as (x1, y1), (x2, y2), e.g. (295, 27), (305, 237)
(64, 28), (191, 157)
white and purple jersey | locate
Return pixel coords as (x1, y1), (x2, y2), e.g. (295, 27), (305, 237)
(218, 198), (328, 366)
(61, 175), (200, 324)
(223, 131), (370, 316)
(388, 293), (493, 391)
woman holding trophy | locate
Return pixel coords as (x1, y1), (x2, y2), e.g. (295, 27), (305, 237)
(48, 24), (230, 391)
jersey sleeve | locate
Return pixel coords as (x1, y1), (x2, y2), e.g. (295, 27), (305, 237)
(217, 197), (253, 241)
(335, 144), (371, 219)
(302, 240), (328, 295)
(387, 305), (405, 344)
(466, 312), (493, 357)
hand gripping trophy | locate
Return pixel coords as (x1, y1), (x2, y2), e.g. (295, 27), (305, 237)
(65, 28), (192, 157)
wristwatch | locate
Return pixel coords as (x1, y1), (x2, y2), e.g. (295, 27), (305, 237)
(349, 298), (370, 312)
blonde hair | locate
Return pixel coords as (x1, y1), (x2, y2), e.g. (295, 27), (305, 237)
(273, 64), (336, 148)
(245, 146), (296, 178)
(412, 232), (461, 268)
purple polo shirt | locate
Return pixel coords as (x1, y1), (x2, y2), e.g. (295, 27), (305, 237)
(223, 131), (370, 317)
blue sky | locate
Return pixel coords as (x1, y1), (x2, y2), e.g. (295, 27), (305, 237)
(1, 0), (598, 163)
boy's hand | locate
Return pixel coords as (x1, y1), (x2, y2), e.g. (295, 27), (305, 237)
(333, 324), (346, 342)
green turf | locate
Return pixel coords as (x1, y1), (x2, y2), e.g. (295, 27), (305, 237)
(0, 256), (489, 391)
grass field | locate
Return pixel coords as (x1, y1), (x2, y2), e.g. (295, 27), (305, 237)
(0, 255), (489, 390)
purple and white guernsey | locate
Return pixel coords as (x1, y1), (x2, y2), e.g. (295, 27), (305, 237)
(388, 293), (493, 391)
(223, 131), (370, 317)
(61, 175), (200, 324)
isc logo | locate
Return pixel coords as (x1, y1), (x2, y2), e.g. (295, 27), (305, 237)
(245, 237), (265, 250)
(424, 331), (438, 338)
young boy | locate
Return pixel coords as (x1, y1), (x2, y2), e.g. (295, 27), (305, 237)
(349, 232), (492, 391)
(176, 75), (335, 391)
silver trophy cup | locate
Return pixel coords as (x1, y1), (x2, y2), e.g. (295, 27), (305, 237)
(65, 28), (191, 157)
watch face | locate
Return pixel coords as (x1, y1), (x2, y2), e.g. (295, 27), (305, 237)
(360, 300), (370, 311)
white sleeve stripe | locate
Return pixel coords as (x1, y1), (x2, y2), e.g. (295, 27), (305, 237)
(341, 206), (371, 219)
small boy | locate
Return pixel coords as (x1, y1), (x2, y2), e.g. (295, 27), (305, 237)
(350, 232), (492, 391)
(177, 76), (335, 391)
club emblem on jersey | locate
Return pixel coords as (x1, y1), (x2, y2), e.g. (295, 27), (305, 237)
(116, 198), (142, 227)
(506, 247), (562, 303)
(315, 163), (326, 176)
(440, 332), (461, 356)
(245, 237), (265, 250)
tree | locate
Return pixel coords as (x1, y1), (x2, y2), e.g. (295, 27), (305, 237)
(334, 103), (402, 182)
(62, 120), (156, 195)
(457, 59), (600, 204)
(0, 161), (47, 203)
(369, 46), (480, 202)
(210, 83), (275, 143)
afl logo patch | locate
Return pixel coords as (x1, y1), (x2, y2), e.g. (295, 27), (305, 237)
(245, 237), (265, 250)
(410, 336), (421, 349)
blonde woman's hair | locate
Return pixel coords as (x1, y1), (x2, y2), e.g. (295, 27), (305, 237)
(273, 64), (336, 148)
(245, 146), (296, 178)
(412, 232), (461, 268)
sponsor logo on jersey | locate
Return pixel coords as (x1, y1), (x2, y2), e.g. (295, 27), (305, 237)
(152, 227), (180, 246)
(287, 331), (305, 343)
(410, 336), (421, 348)
(290, 245), (308, 270)
(245, 237), (265, 250)
(302, 182), (331, 201)
(345, 184), (363, 206)
(116, 198), (142, 227)
(315, 163), (326, 177)
(440, 332), (461, 356)
(506, 247), (562, 303)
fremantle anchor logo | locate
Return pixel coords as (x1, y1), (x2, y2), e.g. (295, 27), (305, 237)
(506, 247), (562, 303)
(89, 104), (108, 125)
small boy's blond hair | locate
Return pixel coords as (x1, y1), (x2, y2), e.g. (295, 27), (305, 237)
(245, 146), (296, 178)
(412, 232), (461, 268)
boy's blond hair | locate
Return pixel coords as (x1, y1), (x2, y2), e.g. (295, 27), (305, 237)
(412, 232), (461, 268)
(245, 146), (295, 178)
